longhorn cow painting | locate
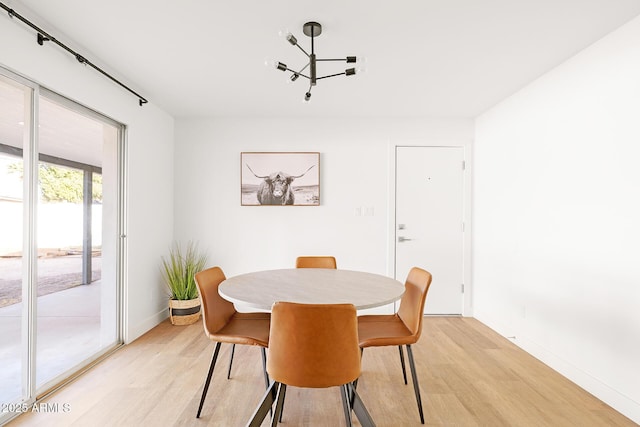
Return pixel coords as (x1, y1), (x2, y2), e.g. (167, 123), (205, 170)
(241, 152), (320, 206)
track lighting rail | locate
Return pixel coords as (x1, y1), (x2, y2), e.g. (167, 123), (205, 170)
(1, 2), (148, 106)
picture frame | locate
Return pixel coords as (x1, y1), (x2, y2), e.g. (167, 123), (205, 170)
(241, 152), (320, 206)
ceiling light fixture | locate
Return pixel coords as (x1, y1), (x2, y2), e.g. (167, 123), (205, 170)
(270, 21), (360, 102)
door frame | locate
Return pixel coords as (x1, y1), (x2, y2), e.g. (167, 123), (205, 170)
(387, 140), (473, 316)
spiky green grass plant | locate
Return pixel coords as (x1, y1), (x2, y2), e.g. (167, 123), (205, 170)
(162, 241), (207, 300)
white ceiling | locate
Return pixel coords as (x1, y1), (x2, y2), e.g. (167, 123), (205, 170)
(10, 0), (640, 118)
(0, 75), (109, 168)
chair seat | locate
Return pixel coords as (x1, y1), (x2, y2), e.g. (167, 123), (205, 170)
(358, 314), (417, 347)
(207, 313), (270, 346)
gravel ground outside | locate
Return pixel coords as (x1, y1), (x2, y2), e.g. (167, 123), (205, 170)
(0, 255), (101, 308)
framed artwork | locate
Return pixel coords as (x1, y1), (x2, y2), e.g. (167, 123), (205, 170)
(241, 152), (320, 206)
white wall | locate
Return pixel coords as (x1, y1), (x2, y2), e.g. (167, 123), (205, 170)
(474, 16), (640, 423)
(173, 118), (473, 308)
(0, 11), (175, 343)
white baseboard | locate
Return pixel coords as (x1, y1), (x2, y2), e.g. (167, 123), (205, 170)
(474, 311), (640, 424)
(125, 308), (169, 344)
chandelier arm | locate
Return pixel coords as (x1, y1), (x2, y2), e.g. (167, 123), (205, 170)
(315, 72), (347, 81)
(296, 63), (310, 74)
(294, 44), (310, 57)
(316, 58), (348, 62)
(282, 65), (302, 75)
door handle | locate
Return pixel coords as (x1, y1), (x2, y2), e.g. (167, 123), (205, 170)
(398, 236), (413, 242)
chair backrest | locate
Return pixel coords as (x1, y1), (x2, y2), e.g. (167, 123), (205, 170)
(295, 256), (337, 269)
(267, 302), (360, 388)
(194, 266), (237, 336)
(397, 267), (433, 340)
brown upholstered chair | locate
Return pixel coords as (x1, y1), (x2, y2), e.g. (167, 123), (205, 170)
(295, 256), (337, 269)
(357, 266), (433, 424)
(194, 266), (271, 418)
(247, 302), (375, 427)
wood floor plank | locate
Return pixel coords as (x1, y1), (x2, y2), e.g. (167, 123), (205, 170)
(7, 317), (637, 427)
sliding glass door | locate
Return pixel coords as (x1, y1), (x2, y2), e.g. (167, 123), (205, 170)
(0, 68), (124, 422)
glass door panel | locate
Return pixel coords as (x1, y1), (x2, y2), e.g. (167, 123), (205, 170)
(35, 95), (120, 390)
(0, 74), (32, 411)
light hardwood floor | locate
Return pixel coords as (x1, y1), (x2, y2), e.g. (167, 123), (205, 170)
(8, 317), (637, 427)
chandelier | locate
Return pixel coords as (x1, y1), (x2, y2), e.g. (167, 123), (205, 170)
(270, 21), (361, 102)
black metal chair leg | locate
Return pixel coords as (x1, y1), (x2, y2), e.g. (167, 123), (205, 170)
(260, 347), (275, 418)
(340, 384), (353, 426)
(277, 381), (286, 422)
(352, 349), (362, 409)
(227, 344), (236, 379)
(261, 347), (270, 389)
(349, 379), (358, 410)
(271, 383), (286, 426)
(406, 344), (425, 424)
(348, 383), (376, 427)
(247, 381), (278, 427)
(196, 342), (221, 418)
(398, 345), (408, 384)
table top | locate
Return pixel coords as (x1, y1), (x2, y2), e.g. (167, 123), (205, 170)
(219, 268), (405, 311)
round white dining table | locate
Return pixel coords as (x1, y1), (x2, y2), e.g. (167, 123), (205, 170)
(219, 268), (404, 311)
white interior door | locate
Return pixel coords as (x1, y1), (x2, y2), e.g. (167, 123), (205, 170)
(395, 146), (464, 315)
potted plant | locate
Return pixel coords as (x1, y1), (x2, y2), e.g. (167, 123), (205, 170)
(162, 241), (207, 325)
